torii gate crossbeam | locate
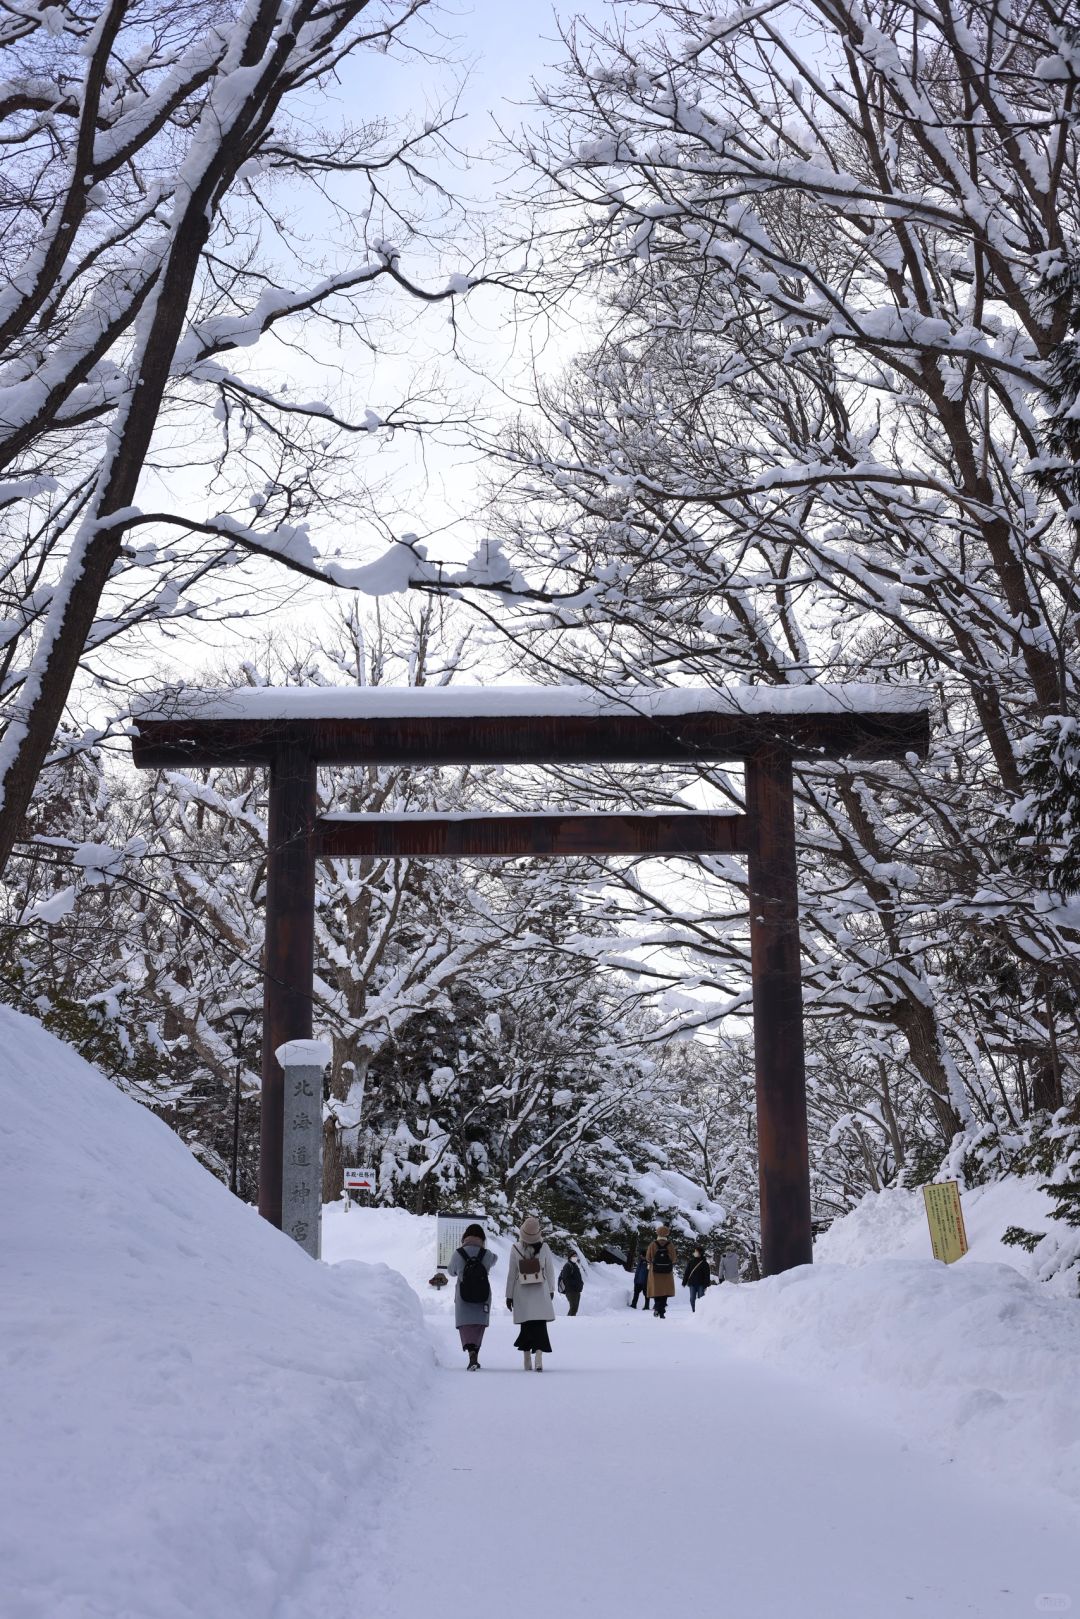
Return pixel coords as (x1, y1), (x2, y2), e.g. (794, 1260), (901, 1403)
(131, 684), (929, 1276)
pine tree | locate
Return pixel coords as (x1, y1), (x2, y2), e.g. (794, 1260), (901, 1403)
(1015, 716), (1080, 895)
(1044, 1181), (1080, 1231)
(1038, 248), (1080, 511)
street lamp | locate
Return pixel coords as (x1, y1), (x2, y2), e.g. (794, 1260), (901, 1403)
(220, 1005), (258, 1196)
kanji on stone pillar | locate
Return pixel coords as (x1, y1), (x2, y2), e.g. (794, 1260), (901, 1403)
(276, 1039), (330, 1259)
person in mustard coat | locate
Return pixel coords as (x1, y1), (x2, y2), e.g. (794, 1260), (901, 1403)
(646, 1224), (677, 1318)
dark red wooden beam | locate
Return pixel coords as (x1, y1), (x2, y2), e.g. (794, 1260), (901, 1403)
(314, 811), (749, 860)
(132, 705), (929, 769)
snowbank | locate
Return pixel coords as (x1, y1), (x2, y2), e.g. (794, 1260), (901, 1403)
(697, 1252), (1080, 1504)
(0, 1006), (432, 1619)
(819, 1175), (1080, 1295)
(816, 1176), (1061, 1275)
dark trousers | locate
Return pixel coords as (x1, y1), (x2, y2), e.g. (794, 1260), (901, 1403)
(631, 1284), (649, 1309)
(652, 1295), (668, 1318)
(689, 1285), (706, 1313)
(565, 1291), (581, 1316)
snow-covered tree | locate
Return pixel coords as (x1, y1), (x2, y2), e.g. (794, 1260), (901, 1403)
(474, 0), (1080, 1159)
(1018, 28), (1080, 899)
(0, 0), (506, 877)
(4, 594), (725, 1239)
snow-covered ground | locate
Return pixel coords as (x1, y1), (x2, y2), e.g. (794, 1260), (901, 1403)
(357, 1306), (1077, 1619)
(697, 1258), (1080, 1505)
(4, 1005), (1079, 1619)
(0, 1005), (432, 1619)
(324, 1201), (1080, 1614)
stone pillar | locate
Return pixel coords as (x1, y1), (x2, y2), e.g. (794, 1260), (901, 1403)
(277, 1039), (331, 1259)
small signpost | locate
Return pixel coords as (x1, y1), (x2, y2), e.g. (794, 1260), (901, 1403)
(342, 1166), (377, 1211)
(277, 1039), (330, 1259)
(436, 1211), (487, 1270)
(922, 1180), (969, 1264)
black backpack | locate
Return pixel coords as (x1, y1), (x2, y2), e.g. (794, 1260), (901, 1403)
(651, 1240), (674, 1275)
(457, 1247), (491, 1305)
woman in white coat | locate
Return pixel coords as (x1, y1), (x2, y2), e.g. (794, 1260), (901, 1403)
(506, 1214), (556, 1371)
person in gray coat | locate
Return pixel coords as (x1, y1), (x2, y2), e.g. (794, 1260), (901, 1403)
(506, 1214), (556, 1371)
(447, 1222), (497, 1370)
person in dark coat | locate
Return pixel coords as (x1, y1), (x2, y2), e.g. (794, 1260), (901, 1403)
(447, 1222), (497, 1370)
(558, 1252), (584, 1316)
(631, 1254), (650, 1310)
(507, 1214), (556, 1371)
(646, 1224), (677, 1318)
(683, 1245), (711, 1313)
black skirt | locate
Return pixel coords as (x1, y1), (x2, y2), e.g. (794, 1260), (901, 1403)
(514, 1321), (552, 1353)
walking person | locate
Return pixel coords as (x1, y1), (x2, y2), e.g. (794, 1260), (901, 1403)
(558, 1251), (584, 1316)
(631, 1252), (650, 1310)
(646, 1224), (677, 1319)
(447, 1222), (497, 1370)
(507, 1214), (556, 1371)
(683, 1245), (711, 1313)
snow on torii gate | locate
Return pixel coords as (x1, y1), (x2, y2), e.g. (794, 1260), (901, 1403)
(131, 683), (929, 1277)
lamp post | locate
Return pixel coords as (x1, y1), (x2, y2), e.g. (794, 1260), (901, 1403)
(220, 1006), (258, 1197)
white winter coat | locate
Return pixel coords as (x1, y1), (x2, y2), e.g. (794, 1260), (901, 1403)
(506, 1240), (556, 1324)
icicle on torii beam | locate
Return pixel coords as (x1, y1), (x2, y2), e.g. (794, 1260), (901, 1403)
(130, 684), (930, 1277)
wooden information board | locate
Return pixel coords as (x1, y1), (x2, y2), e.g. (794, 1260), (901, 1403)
(436, 1212), (487, 1269)
(922, 1181), (969, 1264)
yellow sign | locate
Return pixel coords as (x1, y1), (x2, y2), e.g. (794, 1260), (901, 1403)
(922, 1180), (969, 1264)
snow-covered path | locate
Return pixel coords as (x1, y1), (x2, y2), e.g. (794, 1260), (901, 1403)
(9, 1020), (1079, 1619)
(333, 1306), (1074, 1619)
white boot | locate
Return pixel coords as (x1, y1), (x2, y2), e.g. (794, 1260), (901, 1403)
(534, 1351), (543, 1372)
(522, 1351), (533, 1371)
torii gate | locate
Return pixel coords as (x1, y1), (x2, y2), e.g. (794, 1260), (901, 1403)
(131, 683), (929, 1276)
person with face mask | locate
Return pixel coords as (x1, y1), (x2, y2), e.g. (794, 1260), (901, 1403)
(558, 1250), (585, 1316)
(682, 1245), (712, 1313)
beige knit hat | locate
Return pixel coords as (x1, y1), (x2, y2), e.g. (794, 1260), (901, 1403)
(519, 1215), (542, 1244)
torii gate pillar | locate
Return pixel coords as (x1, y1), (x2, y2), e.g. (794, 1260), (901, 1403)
(260, 747), (317, 1228)
(746, 746), (812, 1272)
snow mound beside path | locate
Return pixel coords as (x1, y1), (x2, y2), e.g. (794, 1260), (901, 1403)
(697, 1257), (1080, 1504)
(0, 1005), (431, 1619)
(816, 1176), (1061, 1275)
